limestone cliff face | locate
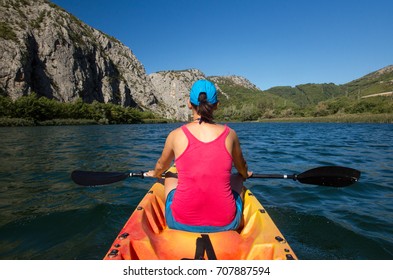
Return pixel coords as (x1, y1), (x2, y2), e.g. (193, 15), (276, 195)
(149, 69), (207, 121)
(0, 0), (157, 109)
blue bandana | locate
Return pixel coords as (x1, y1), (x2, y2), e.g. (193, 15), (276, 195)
(189, 80), (218, 105)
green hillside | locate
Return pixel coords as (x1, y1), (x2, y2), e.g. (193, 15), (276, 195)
(343, 66), (393, 97)
(212, 77), (298, 121)
(265, 83), (345, 107)
(213, 65), (393, 122)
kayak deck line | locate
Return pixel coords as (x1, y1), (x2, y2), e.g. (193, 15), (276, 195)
(103, 181), (297, 260)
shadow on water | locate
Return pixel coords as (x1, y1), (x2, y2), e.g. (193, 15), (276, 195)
(266, 206), (393, 260)
(0, 203), (136, 260)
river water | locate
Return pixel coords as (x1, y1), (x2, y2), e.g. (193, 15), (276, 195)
(0, 122), (392, 259)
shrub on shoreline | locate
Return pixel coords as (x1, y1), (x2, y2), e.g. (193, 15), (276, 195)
(0, 94), (160, 126)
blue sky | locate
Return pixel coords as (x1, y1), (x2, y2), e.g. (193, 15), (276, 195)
(51, 0), (392, 90)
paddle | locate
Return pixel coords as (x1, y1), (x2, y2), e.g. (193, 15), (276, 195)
(71, 166), (360, 187)
(71, 170), (146, 186)
(250, 166), (360, 187)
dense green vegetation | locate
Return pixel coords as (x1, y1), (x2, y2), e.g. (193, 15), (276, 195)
(257, 113), (393, 123)
(2, 87), (392, 126)
(215, 89), (393, 122)
(215, 83), (296, 121)
(0, 94), (158, 126)
(344, 69), (393, 98)
(264, 83), (344, 107)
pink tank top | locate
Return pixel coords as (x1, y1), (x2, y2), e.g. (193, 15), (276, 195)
(171, 125), (235, 226)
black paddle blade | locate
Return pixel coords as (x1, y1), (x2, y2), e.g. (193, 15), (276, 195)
(296, 166), (361, 187)
(71, 170), (130, 186)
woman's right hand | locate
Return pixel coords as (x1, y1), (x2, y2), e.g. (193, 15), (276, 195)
(145, 170), (156, 178)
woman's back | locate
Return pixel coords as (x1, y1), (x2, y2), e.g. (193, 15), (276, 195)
(172, 123), (233, 158)
(171, 123), (236, 227)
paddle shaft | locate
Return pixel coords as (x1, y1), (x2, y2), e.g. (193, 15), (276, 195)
(130, 173), (296, 180)
(251, 174), (296, 180)
(71, 166), (360, 187)
(135, 173), (298, 181)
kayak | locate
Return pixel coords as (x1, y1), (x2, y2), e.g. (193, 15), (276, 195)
(103, 179), (297, 260)
(103, 173), (297, 260)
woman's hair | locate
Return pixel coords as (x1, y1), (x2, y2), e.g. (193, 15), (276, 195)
(192, 92), (215, 124)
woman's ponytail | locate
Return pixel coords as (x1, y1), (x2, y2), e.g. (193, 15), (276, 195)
(195, 92), (215, 124)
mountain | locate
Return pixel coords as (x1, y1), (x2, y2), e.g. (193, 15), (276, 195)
(149, 69), (207, 120)
(210, 66), (393, 121)
(0, 0), (158, 109)
(209, 75), (261, 91)
(265, 65), (393, 107)
(264, 83), (344, 107)
(343, 65), (393, 98)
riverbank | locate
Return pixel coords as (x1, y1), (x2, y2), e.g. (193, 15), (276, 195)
(1, 113), (392, 127)
(0, 117), (171, 127)
(257, 113), (393, 123)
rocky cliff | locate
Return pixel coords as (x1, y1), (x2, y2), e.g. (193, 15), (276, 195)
(149, 69), (207, 120)
(0, 0), (157, 108)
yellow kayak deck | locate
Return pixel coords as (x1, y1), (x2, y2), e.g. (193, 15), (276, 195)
(103, 181), (297, 260)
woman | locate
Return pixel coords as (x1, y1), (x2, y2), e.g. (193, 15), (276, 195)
(146, 80), (251, 232)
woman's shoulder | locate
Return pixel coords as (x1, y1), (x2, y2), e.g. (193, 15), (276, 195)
(225, 125), (239, 141)
(168, 125), (187, 138)
(222, 124), (236, 134)
(215, 124), (238, 141)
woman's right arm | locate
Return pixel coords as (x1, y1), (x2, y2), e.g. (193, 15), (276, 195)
(146, 130), (176, 178)
(230, 129), (249, 179)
